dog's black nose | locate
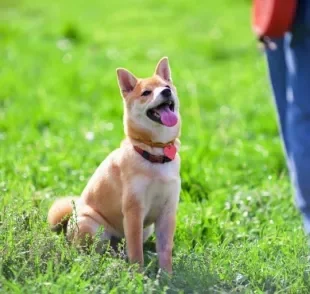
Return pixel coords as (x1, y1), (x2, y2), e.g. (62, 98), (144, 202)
(161, 88), (171, 98)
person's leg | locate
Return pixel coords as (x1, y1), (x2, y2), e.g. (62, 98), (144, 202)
(265, 39), (290, 155)
(284, 0), (310, 233)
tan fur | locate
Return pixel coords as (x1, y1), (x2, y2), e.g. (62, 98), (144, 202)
(47, 196), (78, 233)
(47, 57), (181, 273)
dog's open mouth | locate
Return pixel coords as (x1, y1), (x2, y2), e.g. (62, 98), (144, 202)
(146, 99), (178, 127)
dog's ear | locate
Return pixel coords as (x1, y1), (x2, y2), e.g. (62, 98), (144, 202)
(116, 68), (138, 96)
(155, 57), (172, 82)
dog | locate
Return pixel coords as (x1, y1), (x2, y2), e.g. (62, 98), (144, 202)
(47, 57), (181, 273)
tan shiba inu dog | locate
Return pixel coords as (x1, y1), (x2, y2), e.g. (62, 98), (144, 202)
(47, 57), (181, 273)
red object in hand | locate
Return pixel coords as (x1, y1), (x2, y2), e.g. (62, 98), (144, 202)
(252, 0), (297, 38)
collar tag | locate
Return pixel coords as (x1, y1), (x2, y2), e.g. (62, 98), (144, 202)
(163, 144), (177, 160)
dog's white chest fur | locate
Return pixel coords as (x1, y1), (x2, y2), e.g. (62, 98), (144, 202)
(131, 164), (180, 226)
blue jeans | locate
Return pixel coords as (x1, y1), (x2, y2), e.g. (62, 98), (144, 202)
(265, 0), (310, 233)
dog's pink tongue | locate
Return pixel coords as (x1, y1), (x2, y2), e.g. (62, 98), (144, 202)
(159, 105), (178, 127)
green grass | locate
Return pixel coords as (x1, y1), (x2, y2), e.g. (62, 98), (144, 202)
(1, 0), (310, 292)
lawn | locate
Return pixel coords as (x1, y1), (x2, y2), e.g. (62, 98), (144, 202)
(1, 0), (310, 292)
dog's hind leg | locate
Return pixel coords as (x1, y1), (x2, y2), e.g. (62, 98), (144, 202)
(66, 214), (101, 249)
(66, 206), (122, 254)
(143, 225), (154, 242)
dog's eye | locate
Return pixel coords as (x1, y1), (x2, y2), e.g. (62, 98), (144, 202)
(165, 85), (171, 89)
(141, 90), (152, 96)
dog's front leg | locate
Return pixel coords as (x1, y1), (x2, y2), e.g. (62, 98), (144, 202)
(123, 195), (144, 269)
(155, 207), (177, 274)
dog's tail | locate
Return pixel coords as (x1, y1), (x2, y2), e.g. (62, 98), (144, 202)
(47, 196), (79, 233)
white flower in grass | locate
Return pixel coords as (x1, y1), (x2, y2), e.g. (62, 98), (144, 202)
(85, 131), (95, 141)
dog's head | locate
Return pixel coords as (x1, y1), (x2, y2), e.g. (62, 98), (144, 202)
(116, 57), (180, 143)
